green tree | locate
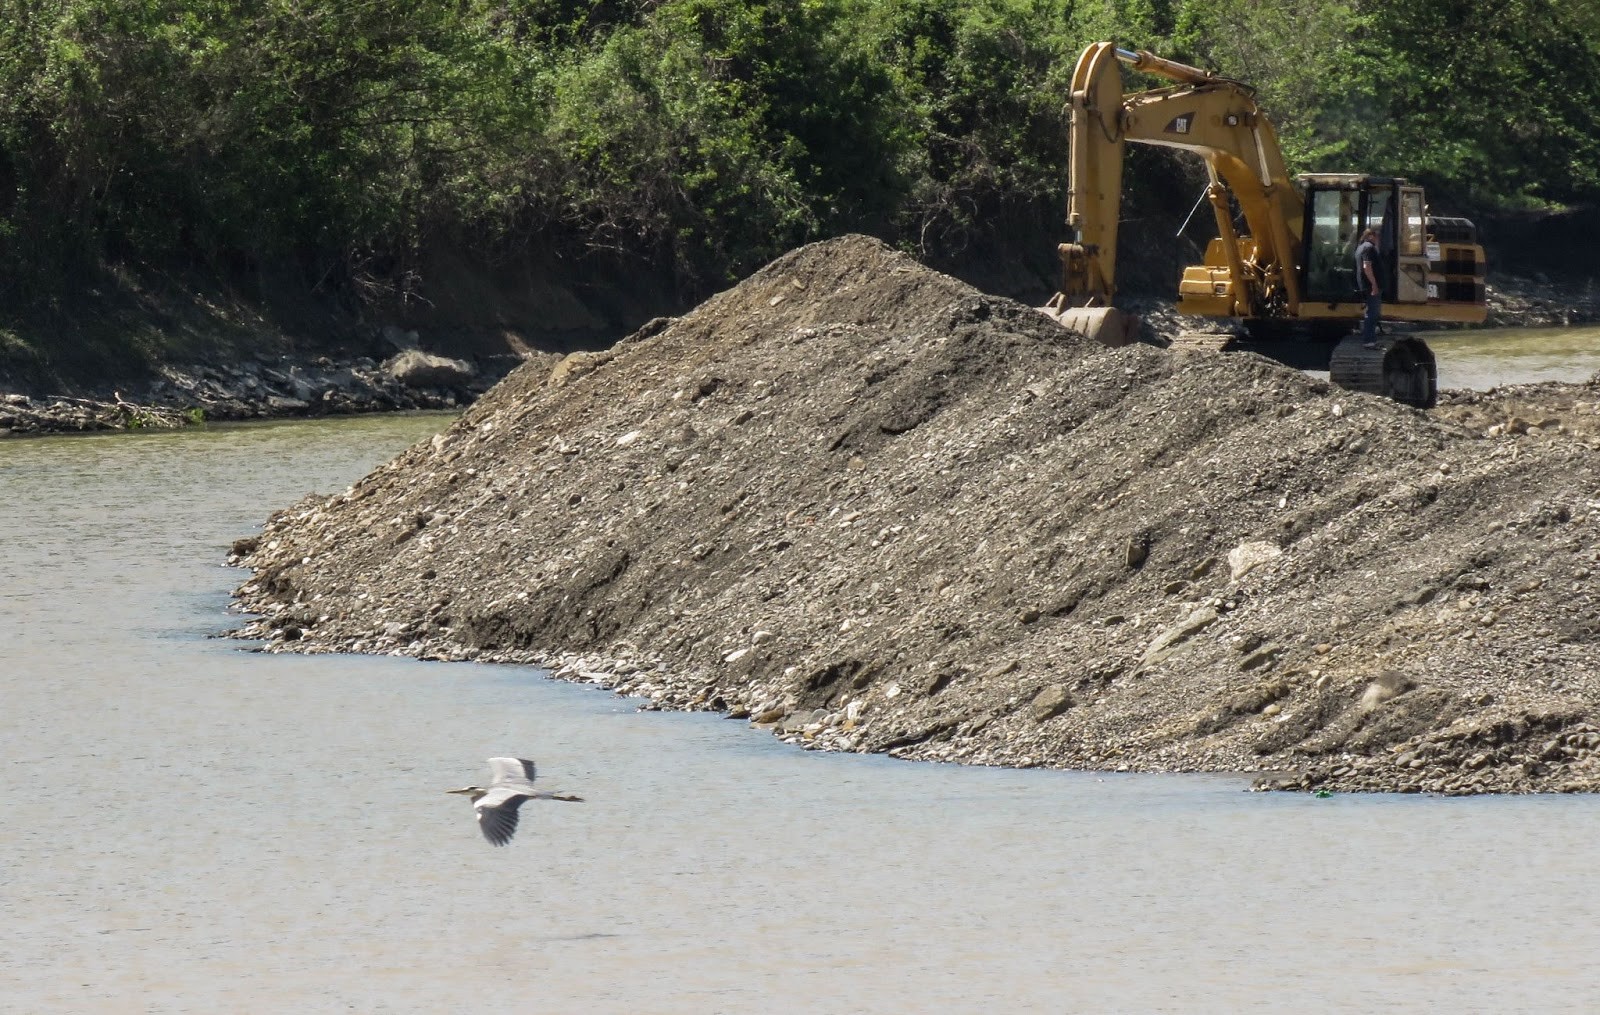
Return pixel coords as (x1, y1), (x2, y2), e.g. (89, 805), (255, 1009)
(1169, 0), (1361, 169)
(1342, 0), (1600, 207)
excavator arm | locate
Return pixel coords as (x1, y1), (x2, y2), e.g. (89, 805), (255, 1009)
(1048, 42), (1306, 331)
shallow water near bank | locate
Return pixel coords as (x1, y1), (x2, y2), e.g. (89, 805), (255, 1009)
(1422, 323), (1600, 390)
(1297, 322), (1600, 391)
(4, 414), (1600, 1012)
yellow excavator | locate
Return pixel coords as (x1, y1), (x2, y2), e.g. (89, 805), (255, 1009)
(1040, 42), (1487, 408)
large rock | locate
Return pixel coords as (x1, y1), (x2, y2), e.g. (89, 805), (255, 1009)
(1227, 541), (1283, 579)
(382, 350), (476, 389)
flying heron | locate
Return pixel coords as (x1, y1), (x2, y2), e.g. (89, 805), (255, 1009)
(447, 757), (584, 846)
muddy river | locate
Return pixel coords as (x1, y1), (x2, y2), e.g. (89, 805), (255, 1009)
(3, 336), (1599, 1011)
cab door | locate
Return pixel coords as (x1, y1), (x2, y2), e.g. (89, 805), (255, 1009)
(1300, 184), (1361, 301)
(1393, 186), (1430, 304)
(1360, 181), (1397, 300)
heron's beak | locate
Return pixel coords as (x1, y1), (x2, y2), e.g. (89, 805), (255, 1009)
(445, 787), (472, 795)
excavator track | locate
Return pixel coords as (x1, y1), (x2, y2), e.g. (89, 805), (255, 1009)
(1328, 334), (1437, 409)
(1168, 330), (1243, 353)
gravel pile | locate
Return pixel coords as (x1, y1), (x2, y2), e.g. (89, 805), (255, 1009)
(231, 234), (1600, 793)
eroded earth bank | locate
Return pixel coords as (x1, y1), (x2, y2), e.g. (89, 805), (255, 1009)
(232, 235), (1600, 794)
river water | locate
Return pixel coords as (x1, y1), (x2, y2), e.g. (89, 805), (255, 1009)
(3, 336), (1599, 1013)
(1426, 323), (1600, 390)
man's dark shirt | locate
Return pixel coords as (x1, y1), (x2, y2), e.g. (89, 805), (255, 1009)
(1354, 239), (1378, 295)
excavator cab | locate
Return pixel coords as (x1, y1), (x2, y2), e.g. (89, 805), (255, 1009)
(1298, 175), (1425, 306)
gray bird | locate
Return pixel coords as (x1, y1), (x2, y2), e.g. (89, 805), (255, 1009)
(447, 757), (584, 846)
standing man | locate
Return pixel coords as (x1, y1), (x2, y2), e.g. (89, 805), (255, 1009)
(1354, 227), (1382, 347)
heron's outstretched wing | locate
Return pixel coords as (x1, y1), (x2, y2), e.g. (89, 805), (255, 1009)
(475, 791), (529, 846)
(486, 757), (537, 788)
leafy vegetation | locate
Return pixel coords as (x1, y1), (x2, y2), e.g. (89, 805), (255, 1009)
(0, 0), (1595, 331)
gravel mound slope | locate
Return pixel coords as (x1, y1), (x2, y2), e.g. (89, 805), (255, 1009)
(232, 235), (1600, 794)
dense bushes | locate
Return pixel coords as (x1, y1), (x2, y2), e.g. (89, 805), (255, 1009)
(0, 0), (1596, 312)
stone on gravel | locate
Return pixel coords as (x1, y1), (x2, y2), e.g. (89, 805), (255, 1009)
(1031, 685), (1074, 721)
(1228, 541), (1283, 579)
(382, 350), (476, 389)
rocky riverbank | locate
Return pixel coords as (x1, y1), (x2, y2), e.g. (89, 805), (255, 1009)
(0, 348), (537, 437)
(1485, 274), (1600, 329)
(228, 234), (1600, 795)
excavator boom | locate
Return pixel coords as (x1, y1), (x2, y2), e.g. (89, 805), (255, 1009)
(1051, 42), (1304, 321)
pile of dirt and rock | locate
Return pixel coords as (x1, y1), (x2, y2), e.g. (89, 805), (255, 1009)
(231, 234), (1600, 794)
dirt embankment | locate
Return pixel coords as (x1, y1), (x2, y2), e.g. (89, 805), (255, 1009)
(0, 242), (655, 436)
(232, 235), (1600, 795)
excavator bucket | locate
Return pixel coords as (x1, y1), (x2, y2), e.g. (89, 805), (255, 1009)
(1037, 304), (1141, 348)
